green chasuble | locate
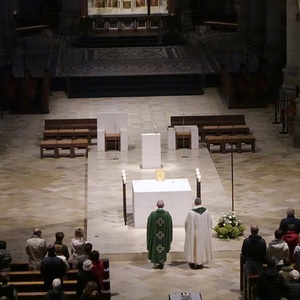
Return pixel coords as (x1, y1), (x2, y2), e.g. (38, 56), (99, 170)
(147, 208), (173, 264)
(192, 207), (207, 214)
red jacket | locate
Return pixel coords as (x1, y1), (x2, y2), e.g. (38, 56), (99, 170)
(283, 231), (299, 262)
(91, 260), (104, 292)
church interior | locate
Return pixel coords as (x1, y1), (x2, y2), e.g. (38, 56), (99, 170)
(1, 0), (300, 299)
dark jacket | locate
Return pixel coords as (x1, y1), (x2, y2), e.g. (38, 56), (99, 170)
(0, 284), (17, 300)
(257, 267), (286, 300)
(280, 216), (300, 234)
(242, 234), (267, 262)
(76, 270), (98, 297)
(0, 249), (12, 271)
(54, 241), (70, 261)
(44, 288), (68, 300)
(41, 255), (66, 291)
(285, 280), (300, 300)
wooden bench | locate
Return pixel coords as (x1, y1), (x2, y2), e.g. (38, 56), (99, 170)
(40, 139), (89, 158)
(205, 134), (256, 153)
(170, 114), (246, 141)
(18, 290), (76, 300)
(44, 118), (97, 143)
(203, 21), (238, 31)
(201, 125), (250, 141)
(8, 269), (78, 282)
(10, 259), (111, 299)
(43, 129), (92, 144)
(16, 25), (49, 36)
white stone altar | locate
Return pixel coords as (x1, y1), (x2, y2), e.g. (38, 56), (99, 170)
(132, 178), (193, 228)
(167, 125), (199, 150)
(141, 133), (161, 169)
(97, 112), (128, 151)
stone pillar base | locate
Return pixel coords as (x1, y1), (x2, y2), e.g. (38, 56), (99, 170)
(293, 98), (300, 148)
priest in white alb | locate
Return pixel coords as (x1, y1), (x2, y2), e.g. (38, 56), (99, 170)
(184, 197), (213, 269)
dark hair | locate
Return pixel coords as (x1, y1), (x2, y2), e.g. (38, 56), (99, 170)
(47, 244), (56, 256)
(89, 250), (100, 262)
(55, 232), (65, 242)
(275, 229), (283, 239)
(89, 290), (100, 299)
(84, 243), (93, 254)
(288, 224), (296, 232)
(0, 241), (6, 250)
(267, 259), (276, 268)
(0, 273), (9, 284)
(283, 257), (291, 266)
(83, 281), (98, 296)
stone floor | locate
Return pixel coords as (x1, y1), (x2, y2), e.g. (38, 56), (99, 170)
(0, 88), (299, 299)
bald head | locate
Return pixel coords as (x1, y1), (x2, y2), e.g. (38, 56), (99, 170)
(250, 225), (259, 235)
(157, 200), (164, 208)
(195, 198), (202, 206)
(287, 208), (295, 217)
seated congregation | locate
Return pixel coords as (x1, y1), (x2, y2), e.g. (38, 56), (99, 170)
(241, 208), (300, 300)
(0, 228), (110, 300)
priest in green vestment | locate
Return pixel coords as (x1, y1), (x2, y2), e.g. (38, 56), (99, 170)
(147, 200), (173, 269)
(184, 197), (213, 269)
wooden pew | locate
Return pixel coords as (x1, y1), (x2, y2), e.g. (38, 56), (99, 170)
(44, 118), (97, 143)
(18, 290), (76, 300)
(8, 269), (78, 282)
(205, 134), (256, 153)
(9, 259), (111, 299)
(201, 125), (250, 141)
(40, 139), (89, 159)
(203, 21), (238, 31)
(170, 114), (246, 141)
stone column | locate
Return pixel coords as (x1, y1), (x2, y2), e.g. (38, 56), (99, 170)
(248, 0), (267, 50)
(294, 98), (300, 148)
(236, 0), (250, 41)
(282, 0), (300, 92)
(0, 0), (15, 66)
(292, 0), (300, 147)
(59, 0), (81, 35)
(263, 0), (283, 65)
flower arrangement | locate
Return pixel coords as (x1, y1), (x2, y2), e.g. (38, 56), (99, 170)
(213, 211), (245, 240)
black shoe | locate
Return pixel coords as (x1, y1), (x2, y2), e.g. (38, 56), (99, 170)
(189, 263), (196, 269)
(158, 263), (164, 269)
(195, 264), (203, 269)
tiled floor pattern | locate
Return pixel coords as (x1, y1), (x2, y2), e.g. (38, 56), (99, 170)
(0, 88), (299, 299)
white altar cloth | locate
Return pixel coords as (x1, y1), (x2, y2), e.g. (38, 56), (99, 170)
(132, 178), (193, 228)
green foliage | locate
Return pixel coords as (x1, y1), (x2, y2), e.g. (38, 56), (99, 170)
(213, 211), (245, 240)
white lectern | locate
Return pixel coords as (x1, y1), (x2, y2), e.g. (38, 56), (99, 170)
(142, 133), (161, 169)
(132, 178), (193, 228)
(97, 112), (128, 151)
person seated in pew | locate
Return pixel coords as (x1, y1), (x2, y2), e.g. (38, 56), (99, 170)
(71, 228), (86, 269)
(256, 259), (286, 300)
(44, 278), (68, 300)
(279, 257), (299, 284)
(267, 229), (289, 269)
(80, 281), (99, 300)
(26, 228), (47, 271)
(76, 260), (98, 298)
(0, 273), (17, 300)
(54, 232), (70, 261)
(77, 243), (93, 271)
(90, 250), (104, 294)
(284, 269), (300, 300)
(0, 241), (12, 272)
(55, 244), (70, 273)
(279, 208), (300, 234)
(41, 245), (66, 291)
(283, 224), (299, 263)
